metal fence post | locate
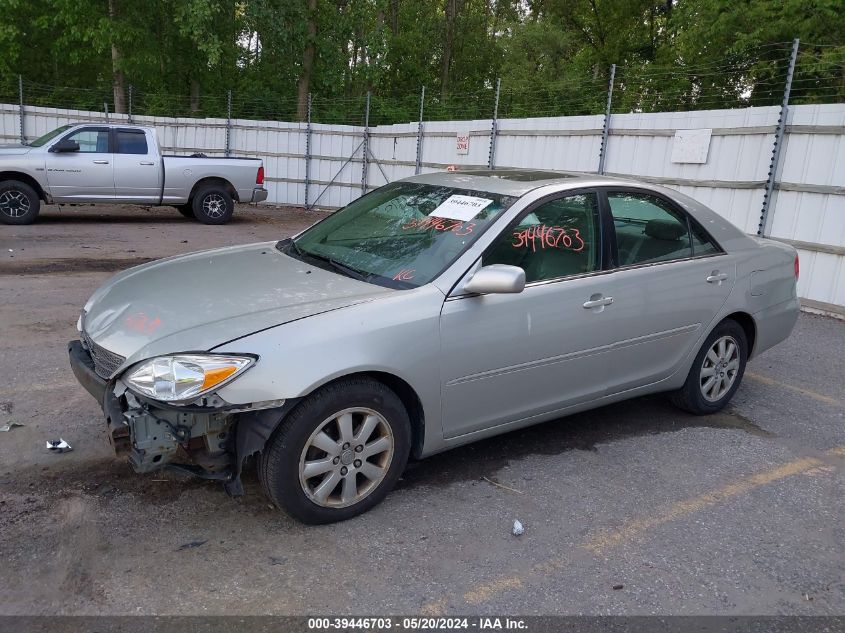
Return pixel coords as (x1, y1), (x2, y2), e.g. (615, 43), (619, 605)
(487, 78), (501, 169)
(304, 92), (312, 208)
(361, 91), (371, 193)
(758, 39), (799, 237)
(18, 75), (24, 144)
(225, 90), (233, 157)
(104, 101), (109, 122)
(128, 84), (133, 123)
(598, 64), (616, 175)
(415, 86), (425, 175)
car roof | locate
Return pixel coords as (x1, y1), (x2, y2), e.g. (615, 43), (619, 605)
(402, 169), (630, 196)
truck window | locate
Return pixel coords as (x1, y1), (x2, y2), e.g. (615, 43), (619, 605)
(65, 128), (110, 153)
(115, 130), (148, 155)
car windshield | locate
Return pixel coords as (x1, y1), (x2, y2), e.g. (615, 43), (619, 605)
(283, 182), (517, 288)
(27, 125), (74, 147)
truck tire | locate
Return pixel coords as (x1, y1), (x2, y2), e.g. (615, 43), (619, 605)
(0, 180), (40, 225)
(175, 204), (194, 218)
(192, 185), (234, 225)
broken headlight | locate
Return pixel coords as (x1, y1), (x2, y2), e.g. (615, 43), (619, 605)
(124, 354), (255, 403)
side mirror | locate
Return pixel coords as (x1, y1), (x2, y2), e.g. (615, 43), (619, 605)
(463, 264), (526, 295)
(49, 139), (80, 153)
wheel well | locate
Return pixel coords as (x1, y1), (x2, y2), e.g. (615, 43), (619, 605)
(189, 177), (238, 203)
(320, 371), (426, 459)
(723, 311), (757, 356)
(0, 171), (46, 201)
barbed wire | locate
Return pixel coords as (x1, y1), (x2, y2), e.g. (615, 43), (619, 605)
(1, 42), (841, 127)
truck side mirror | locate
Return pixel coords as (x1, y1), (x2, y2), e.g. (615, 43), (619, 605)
(49, 139), (80, 153)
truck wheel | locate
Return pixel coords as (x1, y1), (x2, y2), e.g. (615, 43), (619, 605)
(0, 180), (40, 225)
(259, 377), (411, 524)
(192, 186), (234, 225)
(175, 204), (194, 218)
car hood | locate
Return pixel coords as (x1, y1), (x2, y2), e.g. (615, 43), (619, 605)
(0, 144), (32, 155)
(82, 242), (394, 369)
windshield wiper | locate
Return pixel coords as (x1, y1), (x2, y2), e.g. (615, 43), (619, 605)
(277, 238), (372, 282)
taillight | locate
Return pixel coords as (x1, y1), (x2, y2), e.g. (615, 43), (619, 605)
(794, 254), (800, 280)
(256, 166), (264, 185)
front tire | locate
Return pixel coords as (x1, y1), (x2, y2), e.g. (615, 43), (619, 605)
(259, 378), (411, 524)
(671, 319), (747, 415)
(0, 180), (40, 225)
(192, 186), (234, 224)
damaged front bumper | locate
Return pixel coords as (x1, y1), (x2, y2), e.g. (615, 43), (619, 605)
(68, 340), (290, 495)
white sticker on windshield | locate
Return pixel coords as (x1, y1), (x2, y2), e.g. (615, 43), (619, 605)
(429, 195), (493, 222)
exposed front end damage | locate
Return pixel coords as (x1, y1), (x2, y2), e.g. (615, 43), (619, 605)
(69, 339), (291, 496)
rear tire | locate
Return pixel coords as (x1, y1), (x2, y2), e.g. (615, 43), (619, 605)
(175, 204), (194, 218)
(192, 185), (234, 225)
(259, 378), (411, 524)
(0, 180), (40, 225)
(671, 319), (747, 415)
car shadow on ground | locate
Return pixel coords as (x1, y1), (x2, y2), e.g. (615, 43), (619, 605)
(31, 211), (253, 225)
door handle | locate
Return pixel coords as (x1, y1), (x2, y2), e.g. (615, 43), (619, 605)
(706, 272), (729, 284)
(140, 161), (154, 166)
(583, 295), (614, 309)
(93, 160), (109, 164)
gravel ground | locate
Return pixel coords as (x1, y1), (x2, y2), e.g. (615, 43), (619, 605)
(0, 202), (843, 616)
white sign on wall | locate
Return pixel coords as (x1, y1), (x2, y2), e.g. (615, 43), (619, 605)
(671, 128), (712, 164)
(456, 132), (470, 155)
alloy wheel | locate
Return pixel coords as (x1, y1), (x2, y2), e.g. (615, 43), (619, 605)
(700, 335), (740, 402)
(0, 189), (31, 219)
(299, 407), (395, 508)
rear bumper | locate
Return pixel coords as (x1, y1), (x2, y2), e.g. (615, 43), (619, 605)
(251, 187), (268, 203)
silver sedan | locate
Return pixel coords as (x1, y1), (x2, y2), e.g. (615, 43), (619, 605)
(69, 170), (800, 523)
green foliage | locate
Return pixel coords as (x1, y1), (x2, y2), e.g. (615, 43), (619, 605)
(0, 0), (841, 123)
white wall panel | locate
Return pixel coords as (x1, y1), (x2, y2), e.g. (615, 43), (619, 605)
(1, 101), (843, 309)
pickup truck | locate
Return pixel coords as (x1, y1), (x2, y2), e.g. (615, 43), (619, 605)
(0, 123), (267, 225)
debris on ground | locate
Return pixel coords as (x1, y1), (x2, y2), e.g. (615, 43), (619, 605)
(482, 476), (524, 495)
(613, 584), (624, 591)
(269, 556), (288, 566)
(46, 438), (72, 452)
(0, 422), (23, 432)
(176, 539), (208, 551)
(512, 519), (524, 536)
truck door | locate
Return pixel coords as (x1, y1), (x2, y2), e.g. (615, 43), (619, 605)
(45, 127), (114, 201)
(112, 128), (161, 203)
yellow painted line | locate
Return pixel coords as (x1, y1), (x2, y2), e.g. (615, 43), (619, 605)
(423, 446), (845, 611)
(745, 372), (840, 407)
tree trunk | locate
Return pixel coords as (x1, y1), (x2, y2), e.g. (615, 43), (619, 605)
(296, 0), (318, 121)
(389, 0), (399, 36)
(440, 0), (463, 101)
(108, 0), (126, 114)
(190, 79), (200, 114)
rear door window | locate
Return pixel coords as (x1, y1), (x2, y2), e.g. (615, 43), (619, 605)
(607, 192), (693, 266)
(115, 130), (148, 154)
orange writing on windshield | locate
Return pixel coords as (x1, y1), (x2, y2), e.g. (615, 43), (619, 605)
(401, 216), (474, 236)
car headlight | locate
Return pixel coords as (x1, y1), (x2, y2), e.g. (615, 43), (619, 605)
(124, 354), (255, 403)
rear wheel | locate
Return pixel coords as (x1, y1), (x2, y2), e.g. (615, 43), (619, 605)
(175, 204), (194, 218)
(192, 185), (234, 225)
(0, 180), (40, 225)
(259, 377), (411, 524)
(671, 319), (747, 415)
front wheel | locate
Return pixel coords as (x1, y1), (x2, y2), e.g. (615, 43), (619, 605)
(0, 180), (40, 225)
(192, 186), (234, 224)
(671, 319), (748, 415)
(259, 378), (411, 524)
